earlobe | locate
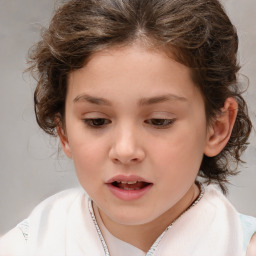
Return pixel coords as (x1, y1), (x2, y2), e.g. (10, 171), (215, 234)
(56, 124), (72, 159)
(204, 97), (238, 157)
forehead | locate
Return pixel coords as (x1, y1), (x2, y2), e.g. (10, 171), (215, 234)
(67, 44), (202, 106)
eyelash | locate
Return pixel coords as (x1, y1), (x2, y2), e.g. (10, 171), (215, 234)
(83, 118), (111, 128)
(83, 118), (176, 129)
(144, 118), (176, 128)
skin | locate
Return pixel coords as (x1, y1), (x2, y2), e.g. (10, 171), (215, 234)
(247, 233), (256, 256)
(58, 43), (238, 251)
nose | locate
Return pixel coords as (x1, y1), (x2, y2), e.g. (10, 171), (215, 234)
(109, 125), (145, 165)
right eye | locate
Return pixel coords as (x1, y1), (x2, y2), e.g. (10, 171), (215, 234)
(83, 118), (111, 128)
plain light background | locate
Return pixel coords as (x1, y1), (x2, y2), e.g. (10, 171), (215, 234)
(0, 0), (255, 235)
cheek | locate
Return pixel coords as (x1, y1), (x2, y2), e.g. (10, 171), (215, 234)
(70, 142), (107, 197)
(151, 127), (206, 181)
(68, 134), (108, 179)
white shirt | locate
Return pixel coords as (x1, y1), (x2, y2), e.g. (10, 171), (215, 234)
(0, 185), (255, 256)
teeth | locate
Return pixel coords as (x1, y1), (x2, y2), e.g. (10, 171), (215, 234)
(118, 181), (138, 185)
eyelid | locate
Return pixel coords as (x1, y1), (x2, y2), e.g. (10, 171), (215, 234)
(82, 111), (109, 118)
(83, 118), (111, 128)
(148, 111), (176, 118)
(144, 118), (176, 129)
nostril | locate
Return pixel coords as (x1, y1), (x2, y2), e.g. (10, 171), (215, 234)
(113, 158), (121, 164)
(112, 157), (139, 165)
(109, 146), (145, 164)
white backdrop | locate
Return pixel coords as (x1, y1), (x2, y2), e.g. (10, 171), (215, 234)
(0, 0), (255, 235)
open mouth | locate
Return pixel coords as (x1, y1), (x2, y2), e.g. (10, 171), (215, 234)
(106, 175), (153, 200)
(111, 181), (151, 191)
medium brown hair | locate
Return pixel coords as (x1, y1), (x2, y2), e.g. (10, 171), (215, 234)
(28, 0), (252, 193)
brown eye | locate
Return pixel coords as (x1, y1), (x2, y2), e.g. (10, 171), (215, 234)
(83, 118), (111, 128)
(145, 119), (176, 128)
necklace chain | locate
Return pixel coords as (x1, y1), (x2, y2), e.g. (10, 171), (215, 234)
(88, 200), (111, 256)
(88, 182), (204, 256)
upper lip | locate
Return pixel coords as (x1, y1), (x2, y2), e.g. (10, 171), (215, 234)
(106, 174), (152, 184)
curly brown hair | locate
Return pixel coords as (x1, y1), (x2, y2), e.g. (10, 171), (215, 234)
(28, 0), (252, 193)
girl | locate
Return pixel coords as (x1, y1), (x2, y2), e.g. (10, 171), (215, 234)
(0, 0), (255, 255)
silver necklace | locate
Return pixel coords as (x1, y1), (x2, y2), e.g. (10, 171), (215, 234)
(88, 182), (204, 256)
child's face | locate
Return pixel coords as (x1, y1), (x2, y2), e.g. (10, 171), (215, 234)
(63, 44), (210, 226)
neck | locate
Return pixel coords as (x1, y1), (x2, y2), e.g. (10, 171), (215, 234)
(97, 183), (200, 252)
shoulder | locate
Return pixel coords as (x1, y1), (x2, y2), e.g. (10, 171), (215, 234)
(27, 187), (88, 234)
(203, 185), (256, 254)
(203, 184), (238, 213)
(0, 226), (27, 256)
(32, 187), (86, 212)
(24, 187), (87, 226)
(0, 187), (88, 256)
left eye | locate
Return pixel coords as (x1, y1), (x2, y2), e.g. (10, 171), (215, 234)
(145, 118), (175, 128)
(83, 118), (111, 128)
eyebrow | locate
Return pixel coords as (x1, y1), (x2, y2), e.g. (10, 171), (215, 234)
(138, 94), (187, 106)
(73, 93), (187, 106)
(73, 94), (112, 106)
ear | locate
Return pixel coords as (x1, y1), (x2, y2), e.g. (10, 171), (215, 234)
(56, 122), (72, 159)
(204, 97), (238, 157)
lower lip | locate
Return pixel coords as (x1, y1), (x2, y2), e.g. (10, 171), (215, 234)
(106, 183), (153, 201)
